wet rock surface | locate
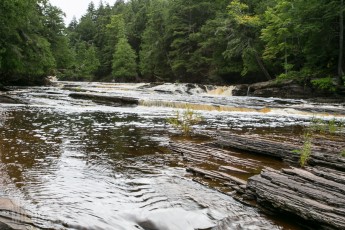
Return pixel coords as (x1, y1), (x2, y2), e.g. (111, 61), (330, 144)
(69, 92), (139, 106)
(0, 82), (344, 229)
(246, 167), (345, 230)
(169, 130), (345, 229)
(231, 84), (249, 96)
(249, 80), (313, 98)
(0, 198), (35, 230)
(0, 95), (22, 104)
(233, 79), (344, 99)
(213, 132), (345, 171)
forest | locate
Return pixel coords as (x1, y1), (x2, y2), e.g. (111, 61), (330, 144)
(0, 0), (344, 91)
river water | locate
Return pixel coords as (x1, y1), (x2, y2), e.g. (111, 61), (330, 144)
(0, 82), (344, 229)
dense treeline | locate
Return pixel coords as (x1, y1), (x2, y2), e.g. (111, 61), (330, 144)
(0, 0), (72, 85)
(0, 0), (344, 90)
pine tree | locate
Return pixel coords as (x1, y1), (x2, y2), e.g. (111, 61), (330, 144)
(166, 0), (219, 82)
(0, 0), (56, 84)
(139, 0), (172, 81)
(112, 38), (138, 80)
(109, 15), (138, 81)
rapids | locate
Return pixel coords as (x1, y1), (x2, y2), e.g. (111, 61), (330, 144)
(0, 82), (344, 229)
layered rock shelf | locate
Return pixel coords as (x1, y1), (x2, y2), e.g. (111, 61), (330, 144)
(246, 167), (345, 229)
(169, 141), (263, 193)
(0, 95), (22, 104)
(169, 131), (345, 229)
(213, 132), (345, 171)
(69, 93), (139, 106)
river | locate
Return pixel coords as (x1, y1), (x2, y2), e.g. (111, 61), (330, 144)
(0, 82), (344, 229)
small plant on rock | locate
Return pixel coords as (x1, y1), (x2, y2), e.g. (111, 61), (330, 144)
(167, 107), (203, 136)
(293, 118), (345, 167)
(293, 132), (312, 167)
(340, 149), (345, 157)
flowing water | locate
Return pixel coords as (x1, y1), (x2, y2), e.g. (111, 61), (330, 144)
(0, 82), (344, 230)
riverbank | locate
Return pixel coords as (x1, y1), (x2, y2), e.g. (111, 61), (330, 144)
(232, 79), (345, 100)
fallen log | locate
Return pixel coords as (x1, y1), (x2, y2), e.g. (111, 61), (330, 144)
(246, 167), (345, 230)
(69, 93), (139, 106)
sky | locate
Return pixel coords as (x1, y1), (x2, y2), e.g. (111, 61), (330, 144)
(49, 0), (118, 25)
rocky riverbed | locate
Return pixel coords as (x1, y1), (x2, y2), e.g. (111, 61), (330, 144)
(0, 81), (344, 229)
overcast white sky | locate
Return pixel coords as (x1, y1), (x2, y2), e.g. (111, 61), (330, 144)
(49, 0), (118, 25)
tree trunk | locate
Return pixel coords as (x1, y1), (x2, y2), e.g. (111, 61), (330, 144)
(338, 0), (344, 86)
(254, 50), (272, 81)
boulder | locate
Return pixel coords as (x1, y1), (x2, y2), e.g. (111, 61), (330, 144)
(232, 84), (249, 96)
(248, 80), (313, 98)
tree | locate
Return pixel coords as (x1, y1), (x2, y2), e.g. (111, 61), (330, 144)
(110, 15), (138, 80)
(74, 42), (100, 80)
(125, 0), (150, 54)
(41, 3), (74, 73)
(139, 0), (173, 81)
(0, 0), (56, 85)
(166, 0), (219, 82)
(112, 38), (138, 80)
(261, 0), (342, 83)
(338, 0), (344, 86)
(224, 0), (272, 80)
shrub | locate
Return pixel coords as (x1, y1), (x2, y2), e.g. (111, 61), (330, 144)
(293, 132), (312, 167)
(340, 149), (345, 157)
(311, 77), (336, 92)
(167, 107), (203, 136)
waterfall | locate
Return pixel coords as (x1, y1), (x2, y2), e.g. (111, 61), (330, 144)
(247, 86), (251, 96)
(138, 99), (270, 113)
(206, 86), (235, 96)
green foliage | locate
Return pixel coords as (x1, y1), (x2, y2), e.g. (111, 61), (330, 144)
(1, 0), (344, 86)
(340, 149), (345, 157)
(310, 118), (344, 135)
(72, 42), (100, 80)
(311, 77), (336, 92)
(167, 108), (203, 136)
(0, 0), (57, 84)
(223, 0), (273, 80)
(293, 132), (312, 167)
(261, 0), (341, 82)
(165, 0), (219, 82)
(112, 38), (138, 80)
(294, 117), (345, 167)
(107, 14), (127, 40)
(139, 0), (172, 81)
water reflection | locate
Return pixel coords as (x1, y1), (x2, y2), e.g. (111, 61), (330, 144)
(0, 106), (286, 229)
